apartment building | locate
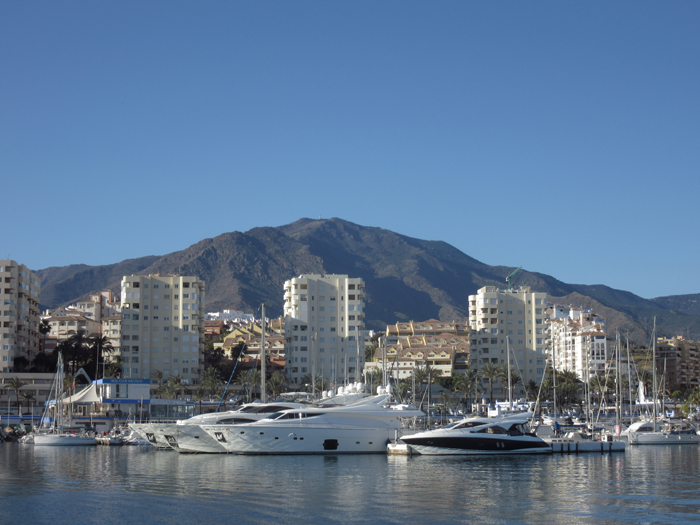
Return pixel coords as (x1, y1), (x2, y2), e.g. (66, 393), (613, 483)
(547, 305), (608, 380)
(656, 336), (700, 391)
(119, 274), (205, 385)
(364, 331), (470, 380)
(384, 319), (468, 345)
(0, 260), (41, 372)
(283, 274), (365, 387)
(468, 286), (548, 395)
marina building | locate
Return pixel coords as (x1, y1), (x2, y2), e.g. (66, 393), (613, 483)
(546, 305), (609, 380)
(0, 260), (41, 372)
(119, 274), (205, 385)
(468, 286), (548, 397)
(283, 274), (365, 387)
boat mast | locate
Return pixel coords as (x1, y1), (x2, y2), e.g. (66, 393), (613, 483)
(506, 336), (512, 410)
(616, 332), (621, 429)
(551, 334), (557, 421)
(260, 303), (266, 403)
(585, 334), (591, 432)
(652, 317), (657, 432)
(626, 334), (633, 423)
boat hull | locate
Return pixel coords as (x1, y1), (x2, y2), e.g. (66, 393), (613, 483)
(628, 432), (700, 445)
(202, 423), (396, 455)
(401, 435), (552, 455)
(166, 426), (226, 454)
(130, 424), (174, 449)
(33, 434), (97, 446)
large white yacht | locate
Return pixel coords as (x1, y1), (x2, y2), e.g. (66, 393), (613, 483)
(400, 413), (551, 455)
(200, 390), (423, 455)
(131, 401), (309, 453)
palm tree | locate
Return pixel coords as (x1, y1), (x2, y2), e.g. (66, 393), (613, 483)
(104, 356), (122, 378)
(234, 370), (261, 402)
(556, 370), (582, 408)
(89, 334), (114, 380)
(6, 377), (27, 415)
(151, 369), (165, 388)
(200, 366), (221, 399)
(64, 331), (91, 376)
(158, 374), (183, 400)
(479, 362), (500, 405)
(193, 385), (207, 415)
(20, 390), (36, 417)
(267, 371), (287, 399)
(496, 364), (522, 403)
(413, 364), (442, 405)
(367, 368), (383, 394)
(38, 318), (51, 351)
(524, 379), (539, 401)
(453, 370), (477, 410)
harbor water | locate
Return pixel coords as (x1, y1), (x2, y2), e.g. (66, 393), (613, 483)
(1, 443), (699, 524)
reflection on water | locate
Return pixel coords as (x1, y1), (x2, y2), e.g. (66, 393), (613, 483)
(2, 444), (700, 524)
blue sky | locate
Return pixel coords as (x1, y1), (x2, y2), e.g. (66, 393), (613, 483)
(2, 2), (698, 299)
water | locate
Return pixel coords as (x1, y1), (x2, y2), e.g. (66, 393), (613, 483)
(1, 444), (699, 524)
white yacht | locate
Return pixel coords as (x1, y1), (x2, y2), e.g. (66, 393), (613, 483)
(623, 419), (700, 445)
(400, 413), (551, 455)
(200, 392), (423, 455)
(131, 401), (308, 453)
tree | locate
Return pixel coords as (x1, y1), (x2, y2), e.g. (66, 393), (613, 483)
(193, 385), (207, 415)
(200, 366), (222, 399)
(104, 357), (122, 378)
(479, 362), (500, 405)
(6, 377), (26, 415)
(496, 363), (522, 403)
(365, 345), (378, 363)
(89, 334), (114, 380)
(20, 390), (36, 416)
(151, 369), (165, 387)
(524, 379), (539, 401)
(234, 369), (261, 402)
(62, 331), (92, 376)
(158, 375), (183, 400)
(267, 371), (287, 398)
(31, 351), (57, 373)
(38, 319), (51, 353)
(556, 370), (582, 408)
(453, 370), (478, 410)
(12, 356), (30, 372)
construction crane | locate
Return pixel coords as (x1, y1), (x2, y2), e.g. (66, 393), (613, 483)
(505, 266), (522, 289)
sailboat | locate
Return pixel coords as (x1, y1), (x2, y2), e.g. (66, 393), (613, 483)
(32, 352), (97, 446)
(624, 319), (699, 445)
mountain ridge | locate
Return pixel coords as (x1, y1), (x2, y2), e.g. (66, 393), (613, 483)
(35, 217), (700, 344)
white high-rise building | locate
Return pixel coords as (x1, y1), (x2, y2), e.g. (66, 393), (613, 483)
(547, 305), (608, 380)
(120, 274), (205, 385)
(0, 260), (41, 372)
(283, 274), (365, 387)
(468, 286), (549, 395)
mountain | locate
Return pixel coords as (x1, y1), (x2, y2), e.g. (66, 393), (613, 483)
(35, 218), (700, 344)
